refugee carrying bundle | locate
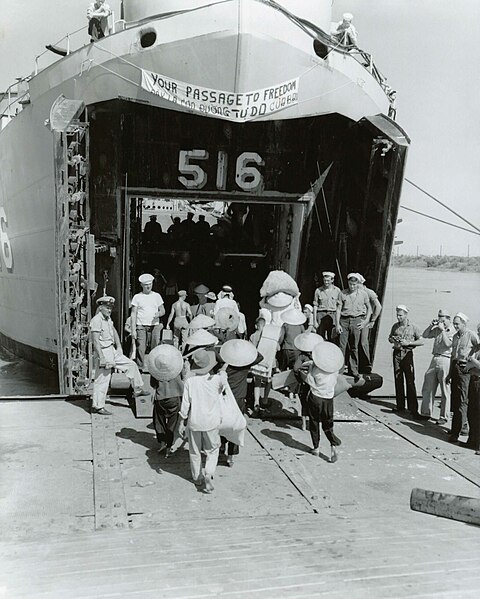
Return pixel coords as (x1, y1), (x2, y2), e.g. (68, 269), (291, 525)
(218, 382), (247, 447)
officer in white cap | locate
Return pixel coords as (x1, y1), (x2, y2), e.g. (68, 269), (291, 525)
(313, 271), (341, 341)
(388, 305), (424, 417)
(130, 273), (165, 371)
(90, 296), (148, 415)
(447, 313), (480, 442)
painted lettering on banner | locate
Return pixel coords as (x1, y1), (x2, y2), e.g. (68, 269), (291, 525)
(141, 70), (299, 122)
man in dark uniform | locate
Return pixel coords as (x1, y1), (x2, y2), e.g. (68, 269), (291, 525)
(388, 305), (424, 418)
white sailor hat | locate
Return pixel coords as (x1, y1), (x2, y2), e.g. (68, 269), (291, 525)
(222, 284), (233, 293)
(322, 271), (335, 278)
(347, 273), (362, 281)
(454, 312), (469, 323)
(178, 289), (187, 297)
(138, 273), (154, 284)
(96, 296), (115, 305)
(396, 304), (409, 313)
(356, 273), (366, 284)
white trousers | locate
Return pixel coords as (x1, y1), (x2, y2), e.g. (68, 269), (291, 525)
(92, 347), (144, 409)
(421, 355), (450, 418)
(186, 428), (220, 482)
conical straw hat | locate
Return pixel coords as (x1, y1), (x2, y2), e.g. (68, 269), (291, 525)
(189, 314), (215, 330)
(184, 329), (218, 348)
(294, 332), (325, 353)
(146, 344), (184, 382)
(193, 284), (209, 294)
(220, 340), (258, 368)
(281, 309), (307, 326)
(189, 349), (217, 375)
(215, 307), (240, 332)
(312, 342), (344, 374)
(266, 291), (294, 308)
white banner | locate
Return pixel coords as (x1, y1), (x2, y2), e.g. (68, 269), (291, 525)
(140, 69), (299, 122)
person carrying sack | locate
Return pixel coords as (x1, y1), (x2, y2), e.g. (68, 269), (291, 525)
(218, 340), (262, 467)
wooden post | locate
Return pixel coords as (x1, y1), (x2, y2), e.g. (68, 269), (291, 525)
(410, 488), (480, 527)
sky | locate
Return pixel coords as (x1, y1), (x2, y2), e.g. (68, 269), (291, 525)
(1, 0), (479, 256)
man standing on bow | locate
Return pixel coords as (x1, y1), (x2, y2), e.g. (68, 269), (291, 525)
(388, 305), (424, 418)
(420, 309), (454, 424)
(131, 273), (165, 372)
(90, 296), (148, 415)
(336, 273), (371, 378)
(313, 271), (341, 341)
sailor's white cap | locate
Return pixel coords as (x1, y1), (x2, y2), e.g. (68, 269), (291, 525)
(454, 312), (469, 323)
(222, 284), (233, 293)
(97, 296), (115, 305)
(396, 304), (409, 313)
(322, 271), (335, 278)
(347, 272), (362, 282)
(356, 273), (366, 284)
(139, 273), (154, 284)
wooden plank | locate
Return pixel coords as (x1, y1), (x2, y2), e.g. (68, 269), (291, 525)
(411, 488), (480, 526)
(91, 414), (128, 530)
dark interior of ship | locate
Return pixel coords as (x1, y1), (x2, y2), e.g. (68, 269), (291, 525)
(89, 99), (408, 355)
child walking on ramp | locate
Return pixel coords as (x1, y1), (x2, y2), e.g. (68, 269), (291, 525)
(303, 342), (345, 463)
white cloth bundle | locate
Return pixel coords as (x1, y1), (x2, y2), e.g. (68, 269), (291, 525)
(218, 382), (247, 446)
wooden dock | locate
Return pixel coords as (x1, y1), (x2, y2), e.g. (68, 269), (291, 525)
(0, 391), (479, 597)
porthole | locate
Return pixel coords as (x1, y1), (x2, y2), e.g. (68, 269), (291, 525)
(140, 29), (157, 48)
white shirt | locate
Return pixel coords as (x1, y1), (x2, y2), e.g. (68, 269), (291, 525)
(131, 291), (164, 326)
(180, 371), (227, 431)
(306, 365), (338, 399)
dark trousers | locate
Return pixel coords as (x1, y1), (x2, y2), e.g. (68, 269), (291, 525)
(338, 316), (363, 376)
(316, 312), (336, 341)
(308, 394), (341, 448)
(467, 376), (480, 450)
(393, 350), (418, 414)
(221, 397), (246, 455)
(451, 362), (471, 438)
(359, 325), (372, 373)
(88, 18), (106, 40)
(136, 324), (162, 370)
(298, 384), (309, 416)
(153, 396), (181, 447)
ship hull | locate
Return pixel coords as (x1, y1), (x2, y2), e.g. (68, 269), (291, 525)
(0, 1), (408, 390)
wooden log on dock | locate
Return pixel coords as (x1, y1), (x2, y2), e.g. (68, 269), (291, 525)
(410, 488), (480, 526)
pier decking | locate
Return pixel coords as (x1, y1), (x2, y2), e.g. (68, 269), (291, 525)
(0, 392), (479, 597)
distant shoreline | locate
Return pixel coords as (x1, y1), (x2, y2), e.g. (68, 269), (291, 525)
(392, 255), (479, 273)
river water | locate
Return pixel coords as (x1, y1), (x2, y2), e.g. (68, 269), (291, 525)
(373, 267), (480, 395)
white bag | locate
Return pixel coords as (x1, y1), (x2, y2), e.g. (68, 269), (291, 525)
(218, 381), (247, 447)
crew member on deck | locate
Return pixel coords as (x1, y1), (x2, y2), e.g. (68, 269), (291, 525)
(357, 273), (382, 374)
(447, 313), (479, 443)
(331, 12), (358, 47)
(131, 273), (165, 372)
(87, 0), (111, 42)
(336, 273), (371, 378)
(313, 271), (341, 341)
(388, 305), (424, 418)
(90, 296), (148, 415)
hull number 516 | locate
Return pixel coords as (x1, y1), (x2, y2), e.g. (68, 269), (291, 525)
(178, 150), (264, 192)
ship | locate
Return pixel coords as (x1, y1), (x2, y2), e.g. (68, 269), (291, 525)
(0, 0), (409, 395)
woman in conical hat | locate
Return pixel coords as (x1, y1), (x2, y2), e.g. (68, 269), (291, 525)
(218, 340), (263, 466)
(147, 344), (185, 457)
(292, 332), (324, 431)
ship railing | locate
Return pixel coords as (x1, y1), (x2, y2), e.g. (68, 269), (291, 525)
(33, 11), (117, 76)
(0, 77), (31, 125)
